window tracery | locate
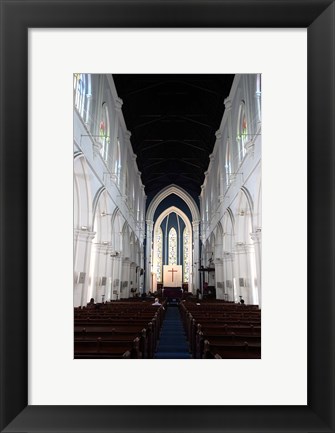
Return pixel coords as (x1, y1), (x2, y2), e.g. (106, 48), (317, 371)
(100, 102), (110, 160)
(155, 228), (163, 282)
(183, 228), (190, 282)
(168, 227), (177, 265)
(73, 73), (91, 123)
(237, 101), (248, 161)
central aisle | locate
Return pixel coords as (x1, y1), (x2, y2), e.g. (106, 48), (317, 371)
(154, 304), (192, 359)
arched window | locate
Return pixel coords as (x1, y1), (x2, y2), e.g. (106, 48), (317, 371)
(183, 228), (190, 282)
(217, 167), (221, 203)
(206, 198), (210, 223)
(132, 184), (135, 211)
(114, 137), (121, 185)
(237, 101), (248, 162)
(168, 228), (177, 265)
(225, 140), (232, 187)
(73, 73), (91, 123)
(256, 74), (262, 122)
(99, 102), (110, 161)
(125, 168), (129, 201)
(155, 228), (163, 282)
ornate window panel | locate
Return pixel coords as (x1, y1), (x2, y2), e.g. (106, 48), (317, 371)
(168, 228), (177, 265)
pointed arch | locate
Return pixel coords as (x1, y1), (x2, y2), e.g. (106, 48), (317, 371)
(153, 206), (193, 287)
(110, 207), (124, 253)
(122, 222), (131, 259)
(237, 100), (248, 162)
(214, 221), (224, 260)
(92, 187), (106, 229)
(222, 209), (234, 254)
(146, 184), (200, 223)
(74, 153), (93, 230)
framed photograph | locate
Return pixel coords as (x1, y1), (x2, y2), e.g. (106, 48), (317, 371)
(1, 1), (334, 432)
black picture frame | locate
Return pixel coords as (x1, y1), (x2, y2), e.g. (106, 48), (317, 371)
(1, 1), (334, 432)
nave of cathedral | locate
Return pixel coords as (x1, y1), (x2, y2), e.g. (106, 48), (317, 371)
(74, 73), (261, 359)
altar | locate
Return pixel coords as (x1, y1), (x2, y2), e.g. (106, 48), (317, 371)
(162, 286), (183, 299)
(163, 265), (182, 287)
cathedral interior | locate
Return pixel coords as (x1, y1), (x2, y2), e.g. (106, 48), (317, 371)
(74, 73), (262, 359)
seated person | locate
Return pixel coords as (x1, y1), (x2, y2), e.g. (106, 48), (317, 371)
(152, 297), (161, 306)
(87, 298), (95, 308)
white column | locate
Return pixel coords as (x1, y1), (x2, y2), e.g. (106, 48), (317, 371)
(109, 256), (117, 301)
(192, 220), (200, 294)
(250, 229), (262, 308)
(103, 246), (113, 302)
(145, 220), (154, 293)
(129, 262), (136, 296)
(139, 246), (145, 293)
(111, 255), (122, 300)
(73, 229), (96, 307)
(121, 258), (131, 299)
(214, 259), (224, 299)
(92, 243), (110, 303)
(223, 252), (234, 302)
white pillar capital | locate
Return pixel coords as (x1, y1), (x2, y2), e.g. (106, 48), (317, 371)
(192, 220), (200, 229)
(224, 97), (232, 110)
(125, 130), (132, 140)
(250, 229), (261, 242)
(146, 220), (154, 230)
(115, 97), (123, 112)
(74, 229), (96, 241)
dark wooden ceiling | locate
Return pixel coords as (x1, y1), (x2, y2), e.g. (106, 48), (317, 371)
(112, 74), (234, 204)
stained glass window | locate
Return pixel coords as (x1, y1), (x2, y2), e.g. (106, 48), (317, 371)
(74, 73), (85, 115)
(168, 228), (177, 265)
(100, 102), (110, 160)
(74, 74), (91, 123)
(237, 101), (247, 161)
(114, 138), (121, 185)
(183, 228), (190, 282)
(256, 74), (262, 122)
(156, 228), (163, 282)
(225, 140), (232, 187)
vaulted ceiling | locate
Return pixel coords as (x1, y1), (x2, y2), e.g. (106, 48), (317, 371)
(112, 74), (234, 204)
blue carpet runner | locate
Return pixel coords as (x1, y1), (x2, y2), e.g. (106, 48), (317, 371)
(154, 304), (192, 359)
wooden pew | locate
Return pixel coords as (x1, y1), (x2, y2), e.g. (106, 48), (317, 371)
(74, 337), (140, 359)
(203, 339), (261, 359)
(196, 332), (261, 358)
(74, 327), (148, 358)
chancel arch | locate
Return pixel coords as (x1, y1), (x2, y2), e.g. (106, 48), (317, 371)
(152, 206), (193, 293)
(145, 185), (200, 294)
(146, 184), (200, 223)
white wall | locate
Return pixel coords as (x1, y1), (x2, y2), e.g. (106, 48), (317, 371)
(200, 74), (262, 307)
(73, 75), (146, 306)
